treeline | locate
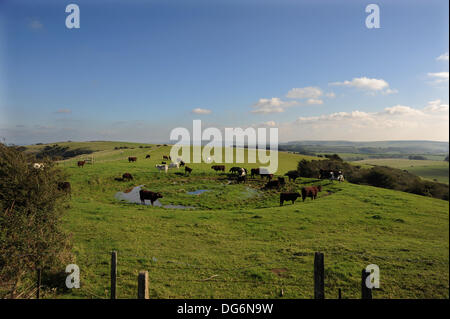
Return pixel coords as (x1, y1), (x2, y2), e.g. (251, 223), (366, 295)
(34, 144), (93, 160)
(296, 156), (449, 201)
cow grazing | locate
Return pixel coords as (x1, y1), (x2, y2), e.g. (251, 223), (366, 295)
(155, 164), (168, 173)
(163, 155), (169, 160)
(58, 181), (71, 194)
(169, 163), (180, 169)
(122, 173), (133, 180)
(285, 171), (300, 182)
(77, 160), (86, 167)
(211, 165), (225, 172)
(145, 155), (151, 159)
(301, 185), (322, 201)
(280, 192), (301, 206)
(250, 168), (260, 178)
(185, 166), (192, 175)
(128, 156), (137, 162)
(139, 190), (163, 206)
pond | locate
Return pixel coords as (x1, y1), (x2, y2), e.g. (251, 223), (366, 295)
(115, 185), (196, 209)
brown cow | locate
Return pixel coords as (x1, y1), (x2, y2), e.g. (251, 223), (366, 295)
(280, 192), (301, 206)
(122, 173), (133, 180)
(301, 185), (322, 201)
(185, 166), (193, 175)
(211, 165), (225, 172)
(139, 190), (163, 206)
(128, 156), (137, 162)
(77, 160), (86, 167)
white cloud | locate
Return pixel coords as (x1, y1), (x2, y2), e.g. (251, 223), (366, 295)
(251, 98), (298, 114)
(436, 52), (449, 62)
(306, 98), (323, 105)
(424, 99), (449, 113)
(191, 108), (212, 114)
(286, 86), (323, 99)
(330, 77), (396, 95)
(277, 100), (449, 141)
(427, 72), (449, 82)
(325, 92), (336, 98)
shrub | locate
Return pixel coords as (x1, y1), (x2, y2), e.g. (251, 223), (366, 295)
(0, 144), (72, 298)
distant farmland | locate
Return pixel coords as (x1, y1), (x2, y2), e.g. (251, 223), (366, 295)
(355, 159), (449, 184)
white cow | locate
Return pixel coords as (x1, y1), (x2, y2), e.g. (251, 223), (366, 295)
(168, 163), (179, 169)
(33, 163), (44, 170)
(155, 164), (168, 173)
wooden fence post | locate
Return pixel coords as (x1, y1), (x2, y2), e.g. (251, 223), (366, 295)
(36, 268), (41, 299)
(314, 252), (325, 299)
(361, 269), (372, 299)
(111, 251), (117, 299)
(138, 271), (149, 299)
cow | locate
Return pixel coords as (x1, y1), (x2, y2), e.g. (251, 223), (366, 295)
(161, 161), (167, 164)
(337, 174), (344, 182)
(145, 155), (151, 159)
(250, 168), (260, 178)
(169, 163), (180, 169)
(179, 160), (185, 167)
(280, 192), (301, 206)
(33, 163), (45, 170)
(163, 155), (169, 160)
(128, 156), (137, 162)
(155, 164), (168, 173)
(185, 166), (192, 175)
(77, 160), (86, 167)
(122, 173), (133, 180)
(237, 175), (247, 183)
(139, 190), (163, 206)
(285, 171), (300, 182)
(211, 165), (225, 172)
(301, 185), (322, 201)
(57, 181), (71, 195)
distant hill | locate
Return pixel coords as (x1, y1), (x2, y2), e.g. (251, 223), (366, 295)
(280, 140), (449, 157)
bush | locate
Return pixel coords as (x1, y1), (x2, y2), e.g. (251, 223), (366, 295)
(296, 158), (449, 201)
(0, 144), (72, 298)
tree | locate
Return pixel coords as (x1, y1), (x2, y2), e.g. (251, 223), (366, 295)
(0, 144), (72, 298)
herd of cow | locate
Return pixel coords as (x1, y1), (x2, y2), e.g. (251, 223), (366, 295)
(60, 154), (343, 208)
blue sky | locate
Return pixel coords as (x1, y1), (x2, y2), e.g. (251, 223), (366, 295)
(0, 0), (448, 144)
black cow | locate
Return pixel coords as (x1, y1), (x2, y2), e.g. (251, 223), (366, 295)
(145, 155), (151, 159)
(280, 192), (301, 206)
(285, 171), (300, 182)
(139, 190), (163, 206)
(185, 166), (193, 175)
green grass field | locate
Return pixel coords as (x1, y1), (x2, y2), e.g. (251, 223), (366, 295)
(355, 159), (449, 184)
(29, 142), (448, 299)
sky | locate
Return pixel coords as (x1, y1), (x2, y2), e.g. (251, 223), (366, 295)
(0, 0), (448, 145)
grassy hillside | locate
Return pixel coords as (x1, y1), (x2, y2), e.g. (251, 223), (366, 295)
(355, 159), (449, 184)
(28, 142), (448, 299)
